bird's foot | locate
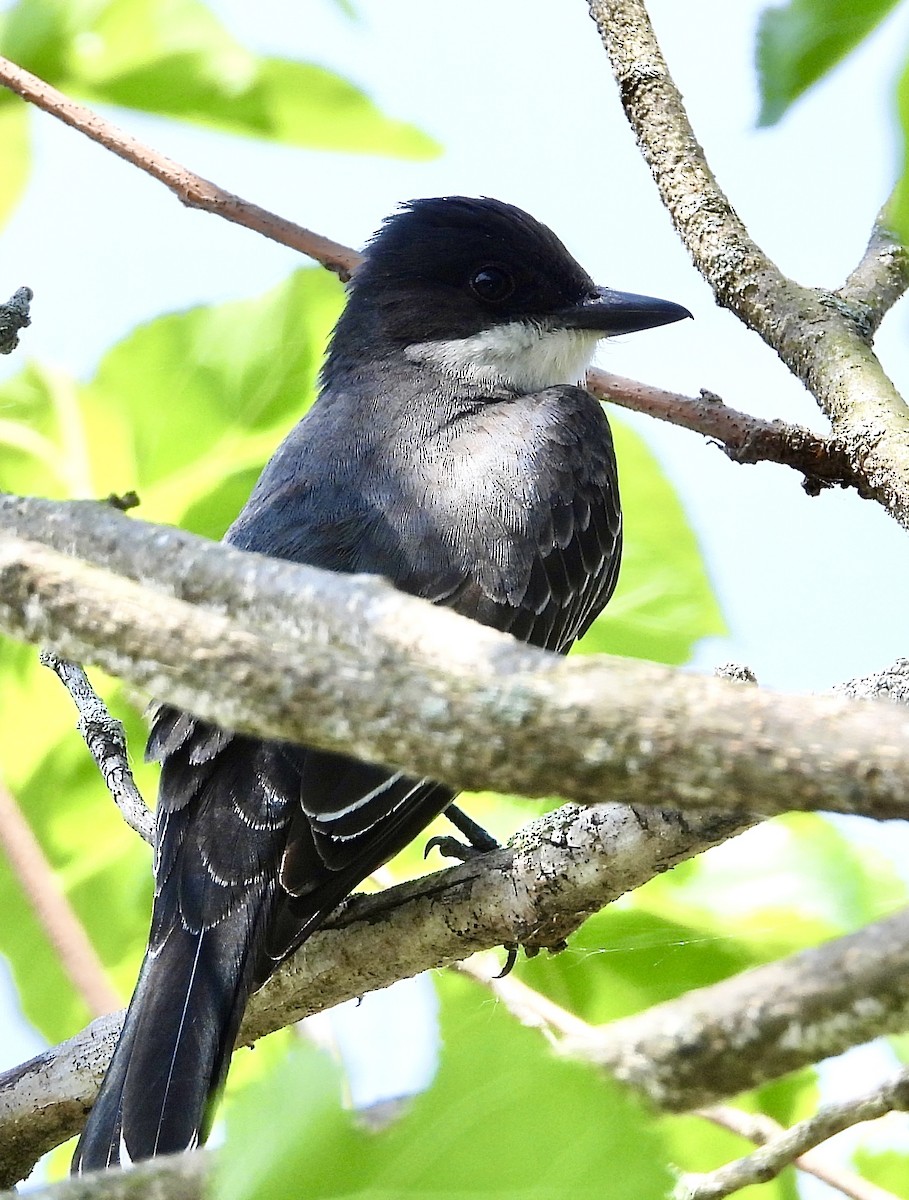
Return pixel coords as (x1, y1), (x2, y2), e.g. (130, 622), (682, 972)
(424, 804), (500, 862)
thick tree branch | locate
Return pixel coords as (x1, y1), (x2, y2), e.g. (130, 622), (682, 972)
(0, 802), (752, 1185)
(569, 905), (909, 1111)
(586, 0), (909, 531)
(1, 498), (909, 822)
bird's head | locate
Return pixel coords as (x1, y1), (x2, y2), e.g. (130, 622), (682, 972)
(328, 196), (690, 394)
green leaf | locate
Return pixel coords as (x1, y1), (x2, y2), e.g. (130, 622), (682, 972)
(577, 416), (726, 665)
(640, 812), (907, 935)
(83, 266), (343, 530)
(0, 99), (30, 229)
(217, 972), (671, 1200)
(0, 0), (438, 159)
(0, 650), (155, 1041)
(890, 54), (909, 247)
(756, 0), (902, 126)
(853, 1148), (909, 1199)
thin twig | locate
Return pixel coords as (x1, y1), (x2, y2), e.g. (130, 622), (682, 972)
(0, 775), (120, 1017)
(454, 953), (592, 1041)
(677, 1072), (909, 1200)
(38, 652), (154, 845)
(588, 369), (862, 496)
(698, 1106), (903, 1200)
(0, 55), (360, 280)
(0, 52), (888, 496)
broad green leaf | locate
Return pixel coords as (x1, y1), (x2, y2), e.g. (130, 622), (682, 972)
(0, 0), (438, 159)
(0, 100), (30, 229)
(756, 0), (902, 126)
(217, 972), (671, 1200)
(578, 416), (726, 665)
(853, 1148), (909, 1199)
(83, 266), (343, 530)
(516, 906), (772, 1025)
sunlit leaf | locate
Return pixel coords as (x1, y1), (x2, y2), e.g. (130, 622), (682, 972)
(0, 0), (438, 159)
(217, 972), (671, 1200)
(756, 0), (901, 126)
(853, 1148), (909, 1199)
(83, 266), (342, 530)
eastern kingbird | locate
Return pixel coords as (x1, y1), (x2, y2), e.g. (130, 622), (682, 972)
(73, 196), (690, 1171)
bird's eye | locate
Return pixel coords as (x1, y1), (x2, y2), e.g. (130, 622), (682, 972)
(469, 266), (515, 303)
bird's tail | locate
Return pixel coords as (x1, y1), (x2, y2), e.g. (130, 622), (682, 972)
(72, 911), (259, 1173)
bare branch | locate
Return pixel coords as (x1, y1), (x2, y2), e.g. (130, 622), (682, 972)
(678, 1073), (909, 1200)
(838, 210), (909, 337)
(0, 1150), (209, 1200)
(586, 0), (909, 532)
(0, 56), (359, 280)
(0, 53), (884, 496)
(698, 1106), (903, 1200)
(39, 653), (154, 845)
(588, 369), (862, 496)
(0, 802), (751, 1184)
(569, 905), (909, 1111)
(2, 499), (909, 822)
(0, 776), (120, 1019)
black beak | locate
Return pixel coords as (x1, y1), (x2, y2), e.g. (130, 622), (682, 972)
(557, 286), (692, 335)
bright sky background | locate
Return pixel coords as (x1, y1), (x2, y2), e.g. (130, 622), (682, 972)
(4, 2), (909, 1191)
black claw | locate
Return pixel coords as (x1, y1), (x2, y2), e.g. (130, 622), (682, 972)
(495, 944), (520, 978)
(424, 834), (485, 862)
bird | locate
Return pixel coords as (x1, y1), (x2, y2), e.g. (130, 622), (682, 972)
(72, 196), (690, 1171)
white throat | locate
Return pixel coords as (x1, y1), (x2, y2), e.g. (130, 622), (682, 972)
(405, 321), (600, 393)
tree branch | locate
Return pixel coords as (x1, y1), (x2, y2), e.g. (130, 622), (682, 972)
(679, 1072), (909, 1200)
(0, 287), (31, 355)
(0, 52), (884, 498)
(586, 0), (909, 531)
(587, 369), (862, 496)
(457, 956), (904, 1200)
(0, 801), (752, 1185)
(2, 497), (909, 822)
(0, 56), (359, 280)
(39, 653), (154, 845)
(837, 210), (909, 338)
(0, 776), (120, 1020)
(696, 1106), (903, 1200)
(0, 1151), (209, 1200)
